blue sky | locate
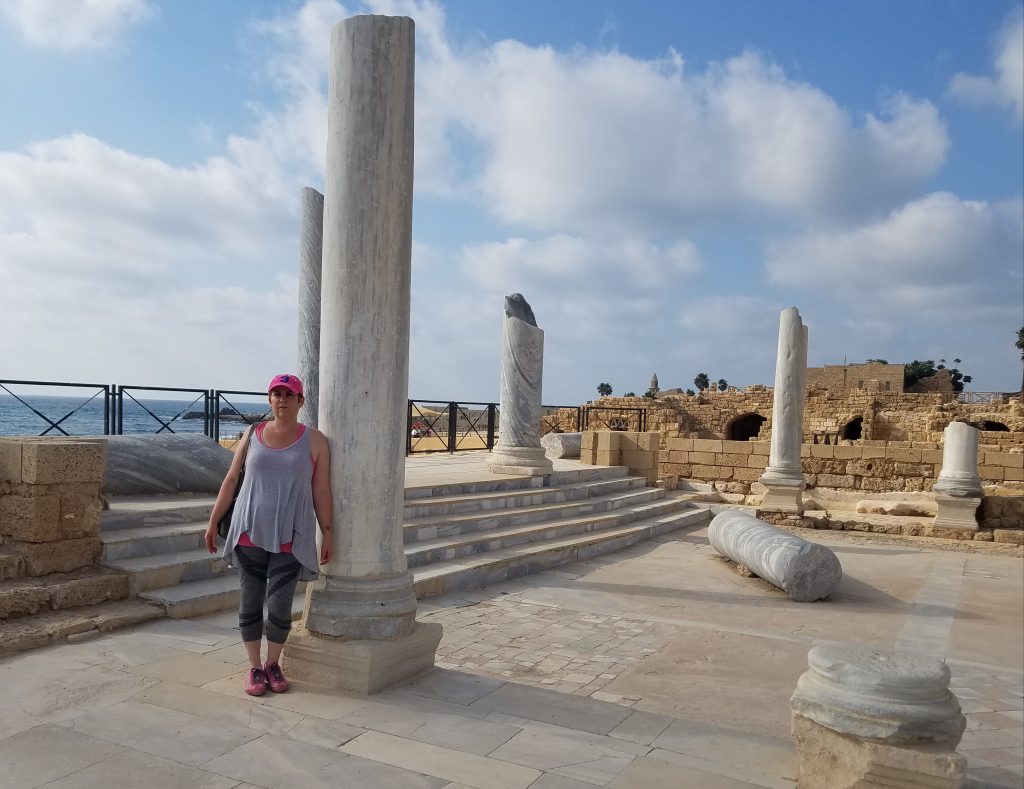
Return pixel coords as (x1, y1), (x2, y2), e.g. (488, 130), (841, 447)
(1, 0), (1021, 403)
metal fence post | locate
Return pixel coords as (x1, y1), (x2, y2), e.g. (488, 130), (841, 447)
(486, 403), (496, 450)
(448, 402), (458, 454)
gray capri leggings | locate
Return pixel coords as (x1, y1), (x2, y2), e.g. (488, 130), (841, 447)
(234, 544), (302, 644)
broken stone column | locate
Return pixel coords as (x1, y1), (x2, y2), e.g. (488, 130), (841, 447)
(285, 14), (441, 694)
(297, 186), (324, 429)
(791, 644), (966, 788)
(486, 293), (553, 476)
(708, 510), (841, 601)
(932, 422), (983, 532)
(759, 307), (808, 513)
(541, 432), (581, 459)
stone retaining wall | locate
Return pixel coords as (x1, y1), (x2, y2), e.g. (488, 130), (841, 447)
(0, 439), (107, 577)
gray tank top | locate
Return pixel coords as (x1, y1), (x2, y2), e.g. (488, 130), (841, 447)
(222, 423), (319, 580)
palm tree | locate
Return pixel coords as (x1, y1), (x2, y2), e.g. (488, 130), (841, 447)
(717, 378), (728, 392)
(596, 382), (613, 397)
(693, 372), (710, 392)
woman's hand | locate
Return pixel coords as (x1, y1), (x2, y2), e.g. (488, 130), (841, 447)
(319, 528), (333, 565)
(204, 523), (218, 554)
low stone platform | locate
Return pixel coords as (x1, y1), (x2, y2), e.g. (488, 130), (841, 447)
(2, 519), (1021, 788)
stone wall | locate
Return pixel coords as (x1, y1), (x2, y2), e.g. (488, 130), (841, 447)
(580, 430), (659, 484)
(806, 363), (905, 393)
(0, 439), (107, 578)
(658, 438), (1024, 492)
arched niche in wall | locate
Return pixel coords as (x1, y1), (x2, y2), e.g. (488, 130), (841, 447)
(727, 412), (767, 441)
(842, 416), (863, 440)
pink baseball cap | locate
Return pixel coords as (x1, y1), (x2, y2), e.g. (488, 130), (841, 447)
(268, 373), (303, 395)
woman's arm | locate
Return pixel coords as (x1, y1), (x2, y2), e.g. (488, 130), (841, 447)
(310, 429), (334, 564)
(203, 427), (253, 553)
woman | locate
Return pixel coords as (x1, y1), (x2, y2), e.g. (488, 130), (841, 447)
(205, 373), (333, 696)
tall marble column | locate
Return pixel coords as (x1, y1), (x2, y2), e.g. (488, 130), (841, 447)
(759, 307), (808, 513)
(297, 186), (324, 429)
(932, 421), (983, 531)
(486, 293), (553, 476)
(285, 14), (441, 694)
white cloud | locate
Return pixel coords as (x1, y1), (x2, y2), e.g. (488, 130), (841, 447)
(765, 192), (1024, 311)
(460, 234), (703, 295)
(950, 9), (1024, 122)
(0, 0), (154, 51)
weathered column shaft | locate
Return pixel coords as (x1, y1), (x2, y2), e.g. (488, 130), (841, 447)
(297, 186), (324, 429)
(766, 308), (807, 476)
(933, 421), (983, 497)
(486, 294), (553, 476)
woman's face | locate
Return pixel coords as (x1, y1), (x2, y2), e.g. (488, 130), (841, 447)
(268, 386), (304, 419)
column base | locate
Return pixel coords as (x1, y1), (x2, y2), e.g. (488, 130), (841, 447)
(792, 714), (966, 789)
(487, 445), (553, 477)
(756, 480), (806, 514)
(283, 622), (443, 695)
(932, 494), (981, 531)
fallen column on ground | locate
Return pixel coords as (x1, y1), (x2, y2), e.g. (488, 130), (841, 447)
(284, 14), (441, 694)
(708, 510), (841, 602)
(791, 643), (967, 788)
(486, 293), (553, 476)
(931, 422), (983, 532)
(297, 186), (324, 429)
(758, 307), (808, 514)
(541, 432), (581, 459)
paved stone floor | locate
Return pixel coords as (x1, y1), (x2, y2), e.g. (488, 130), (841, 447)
(2, 457), (1022, 787)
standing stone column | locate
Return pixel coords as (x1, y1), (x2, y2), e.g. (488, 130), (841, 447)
(486, 293), (553, 476)
(759, 307), (808, 514)
(932, 421), (983, 532)
(285, 15), (441, 694)
(297, 186), (324, 429)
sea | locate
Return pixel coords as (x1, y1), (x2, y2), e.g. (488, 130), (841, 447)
(0, 391), (270, 438)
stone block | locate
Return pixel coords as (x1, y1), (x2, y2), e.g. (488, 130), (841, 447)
(860, 477), (903, 492)
(791, 715), (965, 789)
(920, 449), (944, 464)
(993, 528), (1024, 544)
(933, 493), (981, 531)
(693, 464), (732, 480)
(0, 441), (22, 483)
(0, 583), (50, 618)
(747, 455), (769, 468)
(978, 466), (1004, 481)
(666, 450), (689, 463)
(895, 463), (931, 476)
(594, 450), (619, 466)
(800, 445), (811, 458)
(985, 451), (1023, 468)
(721, 440), (753, 455)
(21, 441), (106, 485)
(861, 447), (886, 459)
(0, 494), (60, 542)
(885, 447), (922, 463)
(17, 537), (100, 576)
(689, 451), (716, 464)
(664, 438), (693, 451)
(848, 459), (895, 477)
(1003, 466), (1023, 481)
(717, 453), (748, 466)
(595, 432), (620, 452)
(809, 445), (834, 459)
(621, 450), (653, 470)
(692, 439), (723, 453)
(815, 474), (856, 489)
(833, 446), (862, 460)
(581, 431), (596, 451)
(50, 573), (128, 609)
(733, 467), (763, 482)
(750, 441), (770, 455)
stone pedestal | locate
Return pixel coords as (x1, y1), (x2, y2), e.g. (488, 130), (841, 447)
(932, 422), (983, 532)
(791, 644), (966, 788)
(709, 510), (841, 601)
(759, 308), (808, 514)
(297, 186), (324, 429)
(487, 294), (553, 477)
(284, 14), (438, 693)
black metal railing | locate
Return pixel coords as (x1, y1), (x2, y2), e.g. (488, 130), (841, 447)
(115, 385), (212, 436)
(582, 405), (648, 432)
(407, 400), (500, 454)
(540, 405), (581, 435)
(212, 390), (272, 443)
(0, 379), (111, 436)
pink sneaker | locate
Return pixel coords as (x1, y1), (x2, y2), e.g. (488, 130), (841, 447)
(244, 666), (267, 696)
(263, 661), (289, 693)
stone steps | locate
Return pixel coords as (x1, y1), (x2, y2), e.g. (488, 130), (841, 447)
(412, 505), (710, 598)
(406, 496), (690, 568)
(0, 598), (166, 656)
(96, 463), (704, 618)
(404, 485), (663, 542)
(403, 475), (647, 519)
(0, 568), (131, 620)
